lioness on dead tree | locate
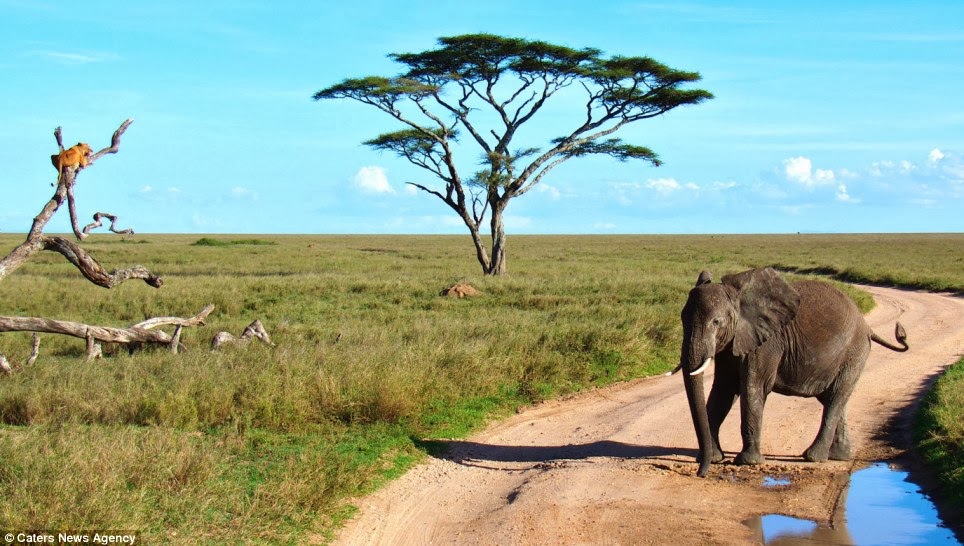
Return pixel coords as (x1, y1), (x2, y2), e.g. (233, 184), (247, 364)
(0, 119), (217, 370)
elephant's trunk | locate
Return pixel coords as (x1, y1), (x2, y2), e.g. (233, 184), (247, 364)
(682, 353), (714, 477)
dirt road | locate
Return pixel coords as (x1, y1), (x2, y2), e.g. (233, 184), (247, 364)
(333, 286), (964, 545)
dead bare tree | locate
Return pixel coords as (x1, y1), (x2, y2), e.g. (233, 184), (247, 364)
(0, 119), (217, 369)
(210, 319), (275, 350)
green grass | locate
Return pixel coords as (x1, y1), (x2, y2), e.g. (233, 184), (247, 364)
(0, 232), (961, 543)
(915, 358), (964, 513)
(192, 237), (277, 247)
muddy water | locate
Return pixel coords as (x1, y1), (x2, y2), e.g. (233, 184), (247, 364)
(746, 462), (960, 545)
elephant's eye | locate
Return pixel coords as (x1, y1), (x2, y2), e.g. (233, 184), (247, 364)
(711, 317), (723, 327)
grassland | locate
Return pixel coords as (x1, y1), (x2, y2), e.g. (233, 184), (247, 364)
(916, 357), (964, 513)
(0, 233), (961, 543)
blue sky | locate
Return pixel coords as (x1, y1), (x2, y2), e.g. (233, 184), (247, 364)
(2, 1), (962, 234)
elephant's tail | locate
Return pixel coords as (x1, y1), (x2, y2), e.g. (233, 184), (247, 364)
(871, 322), (909, 352)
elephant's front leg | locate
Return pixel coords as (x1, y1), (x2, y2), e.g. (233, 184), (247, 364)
(706, 359), (739, 464)
(735, 357), (770, 466)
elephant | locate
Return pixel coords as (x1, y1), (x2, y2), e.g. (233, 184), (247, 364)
(674, 267), (909, 477)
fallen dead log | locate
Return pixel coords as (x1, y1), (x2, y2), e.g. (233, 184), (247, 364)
(0, 304), (215, 362)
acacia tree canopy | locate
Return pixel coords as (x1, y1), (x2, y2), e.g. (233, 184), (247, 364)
(314, 33), (712, 275)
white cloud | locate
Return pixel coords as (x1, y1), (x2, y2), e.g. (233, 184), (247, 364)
(610, 181), (642, 205)
(646, 177), (683, 194)
(536, 183), (561, 201)
(784, 157), (812, 184)
(870, 158), (918, 177)
(137, 185), (181, 202)
(784, 156), (835, 186)
(869, 160), (896, 177)
(928, 148), (945, 163)
(836, 184), (860, 203)
(815, 168), (835, 183)
(353, 166), (394, 195)
(230, 186), (258, 199)
(837, 168), (859, 179)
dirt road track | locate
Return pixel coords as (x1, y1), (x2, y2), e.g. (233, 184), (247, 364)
(333, 286), (964, 545)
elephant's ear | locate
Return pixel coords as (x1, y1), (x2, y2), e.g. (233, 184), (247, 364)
(722, 267), (800, 356)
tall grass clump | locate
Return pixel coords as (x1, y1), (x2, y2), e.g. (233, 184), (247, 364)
(915, 358), (964, 512)
(0, 232), (961, 543)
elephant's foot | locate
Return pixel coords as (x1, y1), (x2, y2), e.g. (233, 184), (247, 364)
(828, 443), (851, 461)
(802, 446), (829, 463)
(734, 450), (765, 466)
(711, 445), (724, 463)
(697, 446), (725, 465)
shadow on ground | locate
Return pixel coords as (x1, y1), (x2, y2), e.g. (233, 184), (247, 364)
(416, 438), (697, 467)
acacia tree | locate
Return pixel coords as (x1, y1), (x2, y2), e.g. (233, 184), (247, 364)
(314, 34), (712, 275)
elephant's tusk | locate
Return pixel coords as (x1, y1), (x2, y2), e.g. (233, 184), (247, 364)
(665, 363), (683, 376)
(689, 357), (713, 376)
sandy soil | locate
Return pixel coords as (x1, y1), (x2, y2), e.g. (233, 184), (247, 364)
(332, 286), (964, 545)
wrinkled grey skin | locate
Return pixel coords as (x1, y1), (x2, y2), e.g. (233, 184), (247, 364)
(678, 267), (909, 477)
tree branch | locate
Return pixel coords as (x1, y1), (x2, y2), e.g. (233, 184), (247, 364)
(89, 118), (135, 163)
(83, 212), (135, 236)
(134, 304), (214, 330)
(41, 235), (163, 289)
(66, 181), (85, 240)
(0, 335), (40, 375)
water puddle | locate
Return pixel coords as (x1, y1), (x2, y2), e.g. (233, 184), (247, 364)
(762, 475), (792, 488)
(746, 462), (960, 545)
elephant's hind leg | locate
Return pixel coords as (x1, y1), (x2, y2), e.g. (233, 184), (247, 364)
(828, 413), (852, 461)
(804, 390), (857, 462)
(804, 340), (868, 463)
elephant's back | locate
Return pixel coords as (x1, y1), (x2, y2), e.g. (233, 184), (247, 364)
(789, 279), (866, 344)
(774, 280), (869, 395)
(792, 279), (859, 310)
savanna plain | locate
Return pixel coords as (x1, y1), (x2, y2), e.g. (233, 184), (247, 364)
(0, 233), (961, 544)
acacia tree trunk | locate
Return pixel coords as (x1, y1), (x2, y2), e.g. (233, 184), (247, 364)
(459, 200), (510, 276)
(467, 222), (492, 274)
(487, 201), (508, 276)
